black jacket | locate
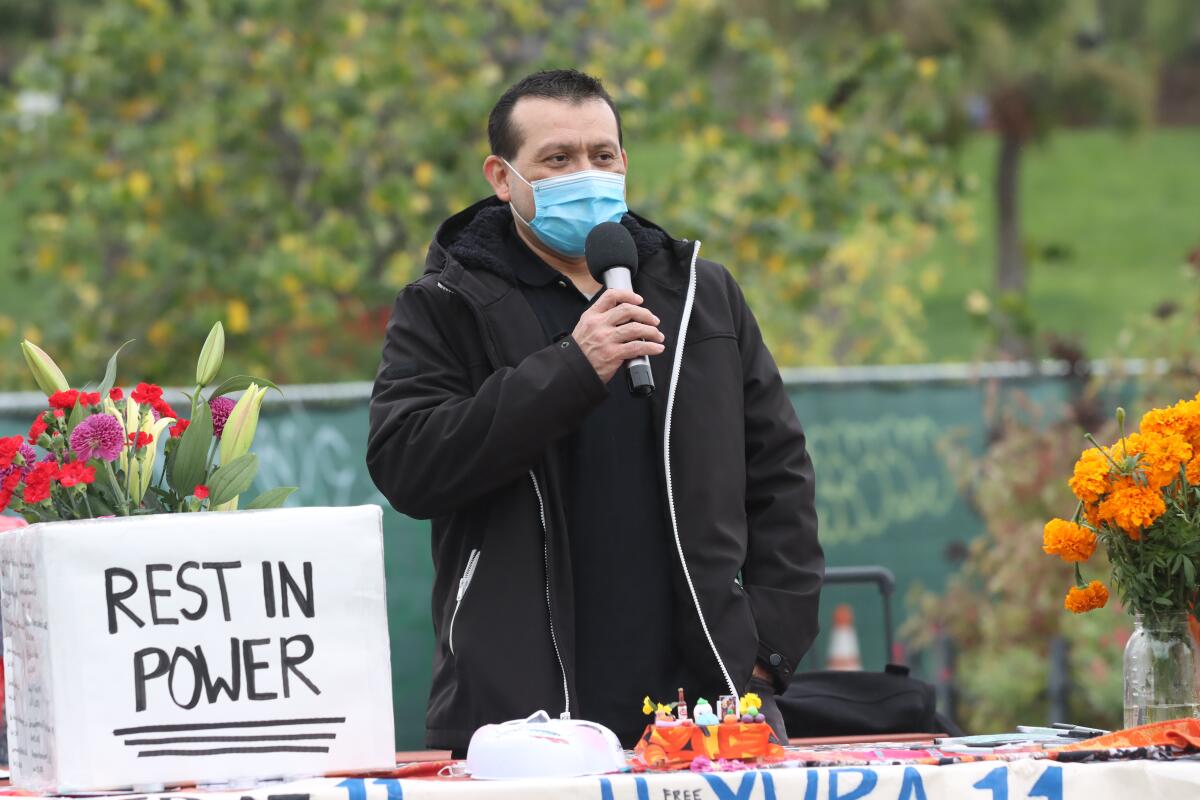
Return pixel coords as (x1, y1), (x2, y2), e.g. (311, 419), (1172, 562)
(367, 198), (823, 750)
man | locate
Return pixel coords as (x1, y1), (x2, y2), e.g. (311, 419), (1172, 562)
(367, 69), (823, 753)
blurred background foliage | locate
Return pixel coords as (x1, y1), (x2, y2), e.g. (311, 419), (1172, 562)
(0, 0), (965, 387)
(1, 1), (1198, 387)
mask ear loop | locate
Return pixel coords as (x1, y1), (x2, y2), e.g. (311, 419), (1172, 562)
(500, 158), (536, 225)
(437, 762), (470, 778)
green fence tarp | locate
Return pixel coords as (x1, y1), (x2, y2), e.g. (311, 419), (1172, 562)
(0, 371), (1082, 747)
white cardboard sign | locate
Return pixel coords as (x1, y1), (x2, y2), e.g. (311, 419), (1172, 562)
(0, 505), (395, 792)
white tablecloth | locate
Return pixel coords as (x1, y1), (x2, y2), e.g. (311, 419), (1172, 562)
(71, 758), (1200, 800)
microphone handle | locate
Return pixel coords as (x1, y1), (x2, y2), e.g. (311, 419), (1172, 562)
(602, 266), (655, 397)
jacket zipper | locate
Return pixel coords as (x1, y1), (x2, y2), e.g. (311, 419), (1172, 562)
(447, 548), (481, 657)
(530, 469), (571, 720)
(662, 240), (740, 704)
(437, 274), (569, 712)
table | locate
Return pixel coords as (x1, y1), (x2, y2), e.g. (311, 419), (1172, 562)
(4, 757), (1197, 800)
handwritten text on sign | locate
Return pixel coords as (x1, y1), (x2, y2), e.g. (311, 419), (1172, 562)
(104, 560), (320, 713)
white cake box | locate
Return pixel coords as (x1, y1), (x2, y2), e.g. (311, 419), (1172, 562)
(0, 505), (395, 792)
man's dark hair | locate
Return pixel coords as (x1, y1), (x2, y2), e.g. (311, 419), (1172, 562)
(488, 69), (623, 160)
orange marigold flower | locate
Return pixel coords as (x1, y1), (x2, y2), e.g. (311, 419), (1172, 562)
(1043, 519), (1097, 562)
(1123, 431), (1191, 490)
(1187, 455), (1200, 486)
(1096, 477), (1166, 539)
(1064, 580), (1109, 614)
(1142, 399), (1200, 452)
(1069, 447), (1113, 505)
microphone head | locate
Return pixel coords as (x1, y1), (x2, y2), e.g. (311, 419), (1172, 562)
(585, 221), (638, 282)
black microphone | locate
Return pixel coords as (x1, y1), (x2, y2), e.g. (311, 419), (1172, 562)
(585, 222), (655, 397)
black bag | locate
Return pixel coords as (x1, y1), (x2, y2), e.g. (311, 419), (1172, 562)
(776, 663), (958, 738)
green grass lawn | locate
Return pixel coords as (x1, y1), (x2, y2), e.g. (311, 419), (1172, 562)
(923, 127), (1200, 362)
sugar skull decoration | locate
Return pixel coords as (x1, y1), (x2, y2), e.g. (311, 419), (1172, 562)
(692, 697), (719, 726)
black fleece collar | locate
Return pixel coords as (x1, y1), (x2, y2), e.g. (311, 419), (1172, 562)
(430, 196), (673, 282)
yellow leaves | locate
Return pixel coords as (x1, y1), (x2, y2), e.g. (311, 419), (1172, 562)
(118, 97), (157, 122)
(965, 290), (991, 316)
(134, 0), (166, 16)
(916, 57), (939, 80)
(623, 78), (647, 99)
(918, 267), (941, 294)
(701, 125), (723, 148)
(766, 116), (789, 139)
(284, 104), (311, 132)
(74, 282), (100, 311)
(409, 193), (432, 215)
(126, 170), (151, 200)
(279, 274), (303, 297)
(279, 233), (305, 255)
(644, 47), (666, 70)
(123, 260), (149, 280)
(35, 245), (57, 272)
(413, 161), (435, 189)
(226, 299), (250, 334)
(345, 11), (368, 39)
(806, 103), (842, 142)
(148, 319), (172, 348)
(332, 55), (359, 86)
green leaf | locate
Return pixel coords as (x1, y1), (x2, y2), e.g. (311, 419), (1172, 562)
(172, 402), (214, 495)
(67, 400), (86, 435)
(208, 453), (259, 507)
(245, 486), (298, 510)
(1184, 556), (1196, 586)
(98, 340), (135, 400)
(210, 374), (282, 399)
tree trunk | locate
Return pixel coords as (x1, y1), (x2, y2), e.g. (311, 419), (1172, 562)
(995, 132), (1028, 358)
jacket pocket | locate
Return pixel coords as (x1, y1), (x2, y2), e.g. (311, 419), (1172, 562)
(448, 548), (482, 657)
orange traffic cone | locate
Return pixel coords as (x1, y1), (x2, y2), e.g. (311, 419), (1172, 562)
(827, 604), (862, 671)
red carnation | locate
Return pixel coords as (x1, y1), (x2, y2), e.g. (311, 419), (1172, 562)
(53, 409), (65, 419)
(109, 387), (124, 402)
(130, 383), (163, 405)
(28, 413), (48, 445)
(128, 431), (154, 450)
(58, 462), (96, 488)
(0, 471), (20, 512)
(22, 461), (59, 504)
(193, 485), (210, 500)
(151, 398), (179, 421)
(48, 390), (80, 410)
(170, 419), (190, 438)
(79, 392), (102, 407)
(0, 436), (22, 470)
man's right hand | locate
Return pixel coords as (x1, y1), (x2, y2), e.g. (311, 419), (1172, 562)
(571, 289), (665, 384)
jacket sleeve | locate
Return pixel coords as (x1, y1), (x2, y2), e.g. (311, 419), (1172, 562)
(728, 271), (825, 692)
(366, 282), (607, 519)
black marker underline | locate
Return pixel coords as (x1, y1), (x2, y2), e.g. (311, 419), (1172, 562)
(113, 717), (346, 735)
(138, 745), (331, 757)
(126, 733), (338, 745)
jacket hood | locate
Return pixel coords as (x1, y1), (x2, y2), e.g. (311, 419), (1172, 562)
(424, 195), (676, 281)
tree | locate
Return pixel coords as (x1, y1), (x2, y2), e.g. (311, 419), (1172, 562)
(0, 0), (965, 389)
(896, 0), (1199, 356)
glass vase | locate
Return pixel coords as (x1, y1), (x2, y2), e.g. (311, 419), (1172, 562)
(1123, 612), (1200, 728)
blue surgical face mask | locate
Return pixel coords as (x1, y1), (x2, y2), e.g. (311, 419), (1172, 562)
(503, 159), (628, 257)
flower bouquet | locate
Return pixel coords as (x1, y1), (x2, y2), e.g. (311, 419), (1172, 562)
(1044, 397), (1200, 727)
(0, 322), (295, 522)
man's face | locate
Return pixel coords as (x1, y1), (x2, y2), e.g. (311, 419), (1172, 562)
(487, 96), (627, 226)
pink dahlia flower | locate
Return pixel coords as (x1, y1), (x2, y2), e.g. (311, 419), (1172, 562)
(69, 413), (125, 462)
(210, 396), (236, 439)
